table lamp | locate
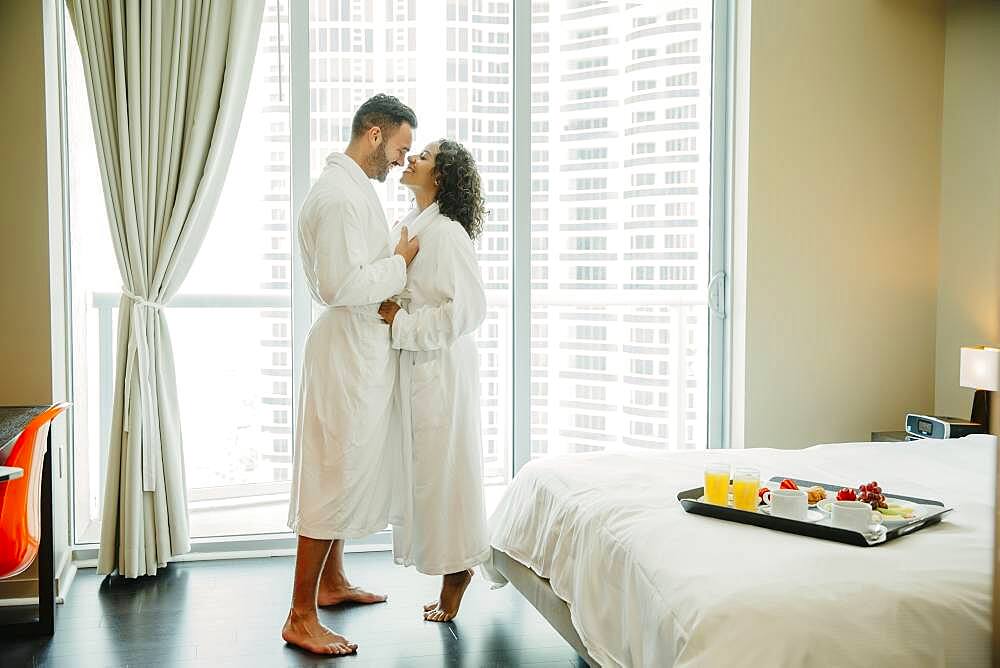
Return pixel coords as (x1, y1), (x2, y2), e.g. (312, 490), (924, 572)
(960, 346), (1000, 428)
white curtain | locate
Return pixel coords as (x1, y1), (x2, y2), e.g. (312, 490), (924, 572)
(66, 0), (265, 577)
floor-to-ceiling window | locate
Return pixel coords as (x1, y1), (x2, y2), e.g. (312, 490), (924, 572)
(65, 7), (116, 545)
(64, 0), (725, 546)
(527, 1), (719, 458)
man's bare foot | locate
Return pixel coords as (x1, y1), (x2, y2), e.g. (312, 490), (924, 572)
(424, 569), (473, 622)
(281, 609), (358, 655)
(318, 584), (387, 607)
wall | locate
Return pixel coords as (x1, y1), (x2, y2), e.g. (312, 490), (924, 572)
(934, 0), (1000, 434)
(0, 0), (71, 599)
(743, 0), (946, 448)
(0, 2), (54, 405)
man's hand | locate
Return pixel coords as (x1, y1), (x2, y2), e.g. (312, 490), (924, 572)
(395, 226), (420, 266)
(379, 300), (401, 325)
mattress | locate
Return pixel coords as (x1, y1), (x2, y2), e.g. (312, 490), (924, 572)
(484, 435), (996, 667)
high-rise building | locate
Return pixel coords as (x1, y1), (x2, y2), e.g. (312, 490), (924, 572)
(529, 1), (711, 456)
(251, 0), (710, 487)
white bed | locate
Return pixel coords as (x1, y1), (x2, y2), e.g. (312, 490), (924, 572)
(484, 435), (996, 667)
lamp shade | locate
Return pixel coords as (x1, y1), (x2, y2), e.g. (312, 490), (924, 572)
(960, 346), (1000, 391)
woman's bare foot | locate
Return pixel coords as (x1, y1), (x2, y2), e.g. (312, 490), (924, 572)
(318, 583), (387, 607)
(424, 569), (473, 622)
(281, 609), (358, 655)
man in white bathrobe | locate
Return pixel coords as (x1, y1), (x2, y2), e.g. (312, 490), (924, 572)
(281, 94), (418, 656)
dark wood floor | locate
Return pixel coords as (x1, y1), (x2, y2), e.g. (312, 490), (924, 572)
(2, 552), (586, 667)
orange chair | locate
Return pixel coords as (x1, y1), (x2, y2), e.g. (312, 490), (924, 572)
(0, 402), (69, 580)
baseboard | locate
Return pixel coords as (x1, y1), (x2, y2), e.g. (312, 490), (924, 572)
(0, 598), (39, 607)
(55, 557), (76, 604)
(171, 547), (298, 562)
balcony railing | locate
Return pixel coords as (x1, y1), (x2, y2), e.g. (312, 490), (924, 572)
(92, 291), (291, 507)
(86, 290), (706, 538)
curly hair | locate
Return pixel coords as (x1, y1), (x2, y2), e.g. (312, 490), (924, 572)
(433, 139), (487, 241)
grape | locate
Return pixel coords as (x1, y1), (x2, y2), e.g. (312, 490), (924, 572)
(854, 484), (884, 510)
(850, 482), (887, 509)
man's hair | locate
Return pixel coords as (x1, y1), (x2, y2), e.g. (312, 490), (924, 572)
(351, 94), (417, 139)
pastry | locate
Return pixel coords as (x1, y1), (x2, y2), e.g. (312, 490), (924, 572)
(806, 485), (826, 505)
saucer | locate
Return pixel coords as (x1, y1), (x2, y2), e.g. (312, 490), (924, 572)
(825, 521), (888, 540)
(816, 498), (927, 526)
(860, 524), (888, 542)
(759, 506), (824, 523)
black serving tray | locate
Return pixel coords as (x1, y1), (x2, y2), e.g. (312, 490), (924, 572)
(678, 476), (951, 547)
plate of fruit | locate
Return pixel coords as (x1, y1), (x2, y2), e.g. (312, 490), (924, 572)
(816, 481), (927, 525)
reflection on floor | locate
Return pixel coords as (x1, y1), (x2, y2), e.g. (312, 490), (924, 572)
(3, 551), (586, 667)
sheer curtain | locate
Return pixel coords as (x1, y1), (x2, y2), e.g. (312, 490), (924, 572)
(66, 0), (264, 577)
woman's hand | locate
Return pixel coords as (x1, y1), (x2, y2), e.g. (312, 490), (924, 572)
(379, 300), (401, 325)
(394, 226), (419, 266)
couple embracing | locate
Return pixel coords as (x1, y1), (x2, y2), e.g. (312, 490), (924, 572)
(281, 95), (489, 655)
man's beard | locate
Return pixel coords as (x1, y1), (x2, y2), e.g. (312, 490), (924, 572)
(370, 143), (391, 182)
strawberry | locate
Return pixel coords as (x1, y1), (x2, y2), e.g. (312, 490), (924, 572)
(836, 487), (857, 501)
(779, 479), (799, 490)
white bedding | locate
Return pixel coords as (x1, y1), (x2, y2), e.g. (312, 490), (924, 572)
(484, 436), (996, 667)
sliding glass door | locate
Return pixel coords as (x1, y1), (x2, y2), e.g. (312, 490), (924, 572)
(64, 0), (726, 545)
(526, 1), (723, 458)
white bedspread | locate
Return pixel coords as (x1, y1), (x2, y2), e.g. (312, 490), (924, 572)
(484, 436), (996, 667)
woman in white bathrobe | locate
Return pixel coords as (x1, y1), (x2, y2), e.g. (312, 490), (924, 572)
(378, 140), (489, 622)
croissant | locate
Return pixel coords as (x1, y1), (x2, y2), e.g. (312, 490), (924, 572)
(806, 486), (827, 505)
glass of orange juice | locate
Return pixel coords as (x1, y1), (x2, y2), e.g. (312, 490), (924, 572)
(732, 466), (760, 511)
(704, 462), (730, 505)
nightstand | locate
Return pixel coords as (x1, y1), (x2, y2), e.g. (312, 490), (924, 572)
(870, 430), (909, 442)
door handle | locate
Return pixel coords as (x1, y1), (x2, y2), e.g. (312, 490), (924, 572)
(707, 271), (726, 319)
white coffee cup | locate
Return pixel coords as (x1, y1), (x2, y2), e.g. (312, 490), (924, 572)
(769, 488), (808, 520)
(831, 500), (883, 533)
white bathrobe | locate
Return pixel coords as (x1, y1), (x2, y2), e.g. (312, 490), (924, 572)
(389, 202), (490, 575)
(287, 153), (407, 539)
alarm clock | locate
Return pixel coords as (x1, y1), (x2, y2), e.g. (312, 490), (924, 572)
(905, 414), (987, 439)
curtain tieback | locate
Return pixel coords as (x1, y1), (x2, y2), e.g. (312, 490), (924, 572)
(122, 287), (167, 310)
(121, 287), (166, 492)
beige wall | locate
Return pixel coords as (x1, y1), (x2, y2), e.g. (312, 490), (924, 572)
(934, 0), (1000, 433)
(744, 0), (946, 448)
(0, 1), (53, 405)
